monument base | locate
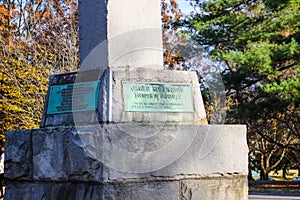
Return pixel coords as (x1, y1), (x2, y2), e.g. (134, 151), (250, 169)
(5, 175), (247, 199)
(5, 124), (248, 199)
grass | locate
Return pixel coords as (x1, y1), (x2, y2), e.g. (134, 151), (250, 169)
(250, 170), (300, 194)
(249, 186), (300, 194)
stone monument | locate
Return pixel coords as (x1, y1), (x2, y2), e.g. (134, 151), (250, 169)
(4, 0), (249, 199)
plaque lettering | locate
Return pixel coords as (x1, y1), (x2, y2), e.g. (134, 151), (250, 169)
(122, 81), (194, 112)
(47, 81), (100, 114)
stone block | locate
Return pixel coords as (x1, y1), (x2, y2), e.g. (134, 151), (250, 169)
(32, 127), (105, 182)
(4, 182), (104, 200)
(5, 130), (32, 180)
(102, 181), (179, 200)
(110, 68), (207, 123)
(4, 182), (35, 200)
(5, 124), (247, 184)
(5, 177), (248, 200)
(180, 176), (248, 200)
(4, 124), (248, 199)
(104, 124), (248, 180)
(151, 125), (248, 177)
(4, 180), (179, 200)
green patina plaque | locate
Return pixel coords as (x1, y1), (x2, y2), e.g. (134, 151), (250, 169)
(47, 81), (100, 114)
(122, 81), (194, 113)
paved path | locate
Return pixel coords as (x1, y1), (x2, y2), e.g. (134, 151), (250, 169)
(249, 193), (300, 200)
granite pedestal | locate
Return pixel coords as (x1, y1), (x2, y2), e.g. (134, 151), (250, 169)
(5, 124), (248, 200)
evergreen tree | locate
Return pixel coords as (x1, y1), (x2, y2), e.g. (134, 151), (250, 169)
(185, 0), (300, 180)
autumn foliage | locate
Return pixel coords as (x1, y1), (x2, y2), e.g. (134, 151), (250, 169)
(0, 0), (78, 143)
(161, 0), (185, 70)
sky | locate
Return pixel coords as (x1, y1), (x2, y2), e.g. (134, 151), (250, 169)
(177, 0), (194, 14)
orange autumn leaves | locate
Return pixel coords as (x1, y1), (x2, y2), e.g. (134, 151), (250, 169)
(0, 0), (78, 143)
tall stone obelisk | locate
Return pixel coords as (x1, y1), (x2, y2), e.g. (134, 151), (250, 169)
(79, 0), (163, 70)
(73, 0), (207, 125)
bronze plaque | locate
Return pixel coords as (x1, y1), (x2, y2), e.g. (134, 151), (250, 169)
(47, 81), (100, 114)
(122, 81), (194, 112)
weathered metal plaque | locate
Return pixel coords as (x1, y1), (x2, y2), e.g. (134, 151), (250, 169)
(47, 81), (100, 114)
(122, 81), (194, 112)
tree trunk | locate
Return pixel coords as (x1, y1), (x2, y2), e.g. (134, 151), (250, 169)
(248, 162), (255, 181)
(283, 165), (287, 179)
(248, 171), (254, 181)
(260, 168), (269, 180)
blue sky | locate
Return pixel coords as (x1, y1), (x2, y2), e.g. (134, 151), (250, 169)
(177, 0), (194, 14)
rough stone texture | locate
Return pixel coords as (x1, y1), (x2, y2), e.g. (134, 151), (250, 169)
(32, 127), (105, 182)
(181, 176), (248, 200)
(4, 176), (247, 200)
(103, 181), (179, 200)
(79, 0), (163, 71)
(5, 125), (247, 183)
(105, 125), (248, 179)
(5, 130), (32, 180)
(5, 125), (248, 200)
(4, 182), (104, 200)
